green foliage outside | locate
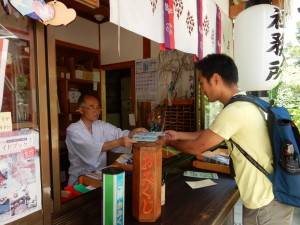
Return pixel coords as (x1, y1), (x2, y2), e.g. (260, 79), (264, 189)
(269, 21), (300, 129)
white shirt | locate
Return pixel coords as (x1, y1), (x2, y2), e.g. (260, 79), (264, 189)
(66, 119), (131, 185)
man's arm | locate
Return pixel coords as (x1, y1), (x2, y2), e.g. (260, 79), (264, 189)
(101, 137), (137, 152)
(160, 129), (224, 155)
(164, 130), (203, 141)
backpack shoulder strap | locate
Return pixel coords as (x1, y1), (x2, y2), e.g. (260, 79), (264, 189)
(224, 94), (270, 113)
(230, 139), (270, 176)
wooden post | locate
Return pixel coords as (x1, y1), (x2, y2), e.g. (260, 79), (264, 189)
(132, 142), (162, 222)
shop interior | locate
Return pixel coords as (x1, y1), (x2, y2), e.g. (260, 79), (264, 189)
(0, 0), (299, 224)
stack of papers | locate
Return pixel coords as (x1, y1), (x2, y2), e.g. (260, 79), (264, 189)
(132, 132), (165, 142)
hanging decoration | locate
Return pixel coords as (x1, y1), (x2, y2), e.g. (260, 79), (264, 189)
(109, 0), (232, 59)
(234, 4), (284, 91)
(9, 0), (36, 16)
(220, 7), (233, 57)
(110, 0), (165, 44)
(32, 1), (54, 22)
(43, 1), (76, 26)
(163, 0), (198, 55)
(1, 0), (76, 26)
(197, 0), (218, 59)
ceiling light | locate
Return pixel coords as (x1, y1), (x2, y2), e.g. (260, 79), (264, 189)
(94, 14), (105, 22)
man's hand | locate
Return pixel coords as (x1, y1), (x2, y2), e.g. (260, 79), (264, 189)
(156, 135), (169, 147)
(102, 136), (137, 151)
(163, 130), (178, 141)
(119, 137), (137, 147)
(128, 127), (148, 137)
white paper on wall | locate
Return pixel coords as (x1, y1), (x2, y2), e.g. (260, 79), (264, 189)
(135, 58), (158, 102)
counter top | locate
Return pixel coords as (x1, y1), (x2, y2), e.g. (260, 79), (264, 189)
(124, 166), (239, 225)
(53, 154), (240, 225)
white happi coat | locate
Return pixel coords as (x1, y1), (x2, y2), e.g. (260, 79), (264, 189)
(66, 119), (131, 185)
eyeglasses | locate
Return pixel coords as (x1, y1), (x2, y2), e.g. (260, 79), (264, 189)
(81, 105), (102, 111)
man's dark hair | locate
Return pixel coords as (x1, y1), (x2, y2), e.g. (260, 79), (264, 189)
(195, 54), (238, 86)
(77, 93), (98, 107)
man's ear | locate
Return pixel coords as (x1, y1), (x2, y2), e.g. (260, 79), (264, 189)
(212, 73), (221, 84)
(78, 107), (84, 115)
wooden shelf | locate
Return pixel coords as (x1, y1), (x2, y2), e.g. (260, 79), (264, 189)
(56, 41), (101, 158)
(165, 102), (196, 132)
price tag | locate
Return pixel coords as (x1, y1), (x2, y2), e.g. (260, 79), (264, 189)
(93, 81), (97, 91)
(0, 112), (12, 132)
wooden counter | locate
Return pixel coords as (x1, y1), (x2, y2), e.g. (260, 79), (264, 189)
(52, 155), (239, 225)
(124, 167), (239, 225)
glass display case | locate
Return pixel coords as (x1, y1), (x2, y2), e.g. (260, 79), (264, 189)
(1, 29), (37, 130)
(1, 7), (52, 225)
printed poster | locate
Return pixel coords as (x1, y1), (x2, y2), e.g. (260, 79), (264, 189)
(0, 129), (41, 224)
(135, 58), (158, 102)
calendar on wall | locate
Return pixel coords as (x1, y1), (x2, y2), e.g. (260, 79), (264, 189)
(135, 58), (158, 102)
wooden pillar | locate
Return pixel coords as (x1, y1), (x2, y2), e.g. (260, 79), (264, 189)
(132, 142), (162, 222)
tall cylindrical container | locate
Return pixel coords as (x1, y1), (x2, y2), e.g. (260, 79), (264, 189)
(102, 167), (125, 225)
(132, 142), (162, 222)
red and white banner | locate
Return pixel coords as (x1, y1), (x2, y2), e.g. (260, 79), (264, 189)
(110, 0), (231, 59)
(164, 0), (198, 55)
(110, 0), (165, 43)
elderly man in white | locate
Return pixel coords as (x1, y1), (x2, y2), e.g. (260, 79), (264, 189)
(66, 94), (147, 185)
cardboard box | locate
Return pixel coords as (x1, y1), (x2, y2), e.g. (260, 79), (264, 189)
(193, 148), (230, 174)
(93, 69), (100, 82)
(84, 71), (93, 81)
(192, 160), (230, 174)
(112, 162), (133, 171)
(75, 70), (84, 79)
(78, 175), (102, 188)
(56, 66), (67, 78)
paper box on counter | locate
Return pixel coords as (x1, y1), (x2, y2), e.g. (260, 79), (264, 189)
(57, 66), (67, 78)
(193, 148), (230, 174)
(83, 71), (93, 81)
(93, 68), (100, 82)
(78, 174), (102, 188)
(75, 70), (84, 79)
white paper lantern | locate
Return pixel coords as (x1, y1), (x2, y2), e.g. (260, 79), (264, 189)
(234, 4), (284, 91)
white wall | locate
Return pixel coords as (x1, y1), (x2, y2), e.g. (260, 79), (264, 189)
(151, 41), (160, 59)
(54, 16), (99, 50)
(100, 22), (143, 65)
